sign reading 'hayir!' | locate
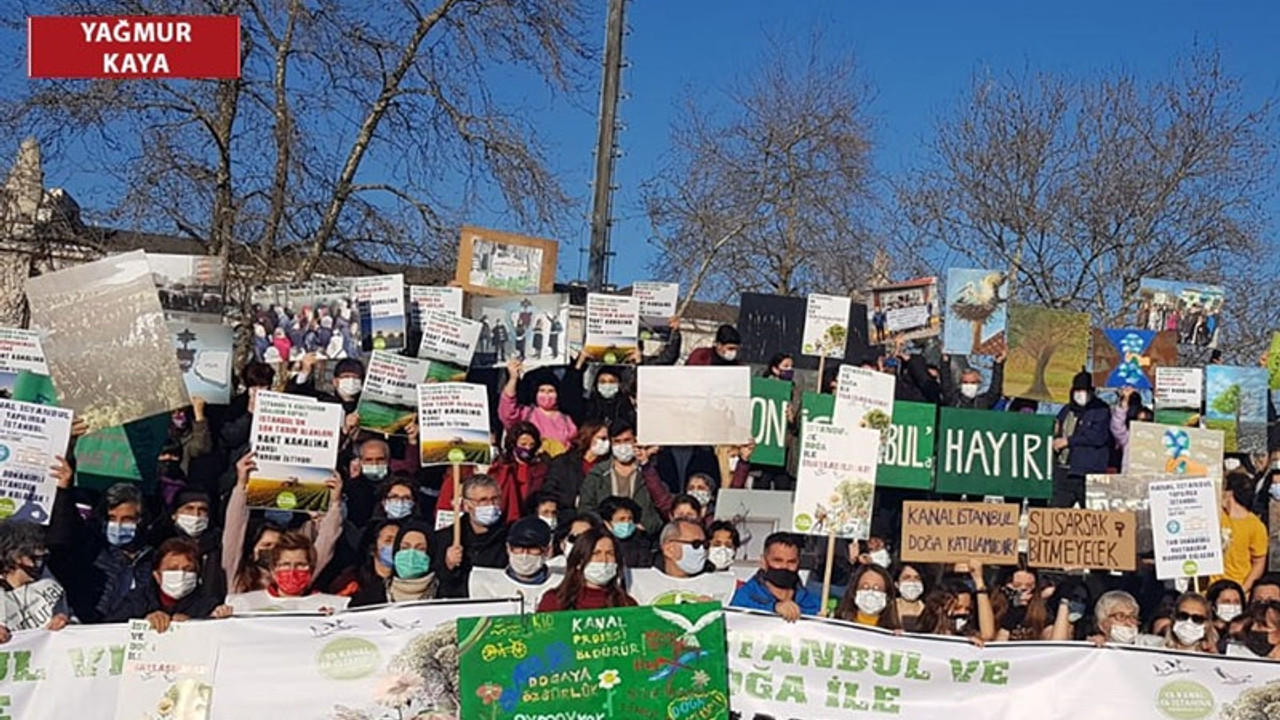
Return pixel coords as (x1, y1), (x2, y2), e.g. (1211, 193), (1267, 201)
(934, 407), (1053, 498)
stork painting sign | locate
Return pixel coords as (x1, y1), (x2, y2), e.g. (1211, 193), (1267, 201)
(943, 268), (1009, 356)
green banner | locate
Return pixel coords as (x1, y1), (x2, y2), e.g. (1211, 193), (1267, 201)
(877, 401), (936, 490)
(72, 413), (171, 492)
(750, 377), (791, 467)
(458, 602), (730, 720)
(935, 406), (1053, 498)
(802, 393), (935, 490)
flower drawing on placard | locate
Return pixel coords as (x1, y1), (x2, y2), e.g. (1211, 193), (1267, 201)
(377, 673), (426, 709)
(692, 669), (711, 689)
(599, 669), (622, 717)
(476, 683), (503, 720)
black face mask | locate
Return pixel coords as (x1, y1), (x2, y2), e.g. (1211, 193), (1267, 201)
(20, 557), (45, 580)
(1244, 631), (1275, 658)
(762, 568), (800, 590)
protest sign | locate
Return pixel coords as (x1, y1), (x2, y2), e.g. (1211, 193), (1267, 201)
(0, 328), (54, 406)
(713, 489), (795, 561)
(250, 278), (362, 363)
(1149, 476), (1224, 579)
(1125, 421), (1224, 481)
(750, 377), (791, 467)
(637, 367), (752, 446)
(170, 320), (233, 404)
(900, 501), (1020, 565)
(737, 292), (870, 370)
(833, 365), (895, 431)
(1270, 332), (1280, 390)
(71, 414), (171, 492)
(457, 225), (558, 296)
(627, 568), (739, 606)
(469, 293), (571, 370)
(25, 250), (189, 429)
(458, 602), (730, 720)
(1090, 328), (1177, 391)
(356, 351), (436, 434)
(793, 423), (879, 539)
(803, 293), (852, 358)
(1026, 508), (1137, 572)
(115, 618), (216, 720)
(418, 382), (491, 465)
(416, 311), (482, 367)
(1204, 365), (1269, 452)
(877, 401), (936, 490)
(1136, 277), (1225, 348)
(1086, 472), (1168, 555)
(634, 280), (679, 340)
(943, 268), (1009, 355)
(0, 399), (74, 524)
(1004, 305), (1090, 403)
(866, 277), (940, 344)
(409, 285), (464, 317)
(147, 253), (226, 321)
(1153, 366), (1202, 425)
(248, 391), (342, 512)
(354, 274), (407, 352)
(934, 407), (1053, 499)
(584, 293), (640, 363)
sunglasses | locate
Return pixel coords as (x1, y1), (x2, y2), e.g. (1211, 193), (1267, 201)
(673, 539), (707, 550)
(1174, 611), (1208, 625)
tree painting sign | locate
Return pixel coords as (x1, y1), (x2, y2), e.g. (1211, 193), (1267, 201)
(457, 602), (730, 720)
(934, 407), (1054, 499)
(943, 268), (1009, 356)
(1203, 365), (1269, 453)
(802, 293), (851, 358)
(1004, 305), (1090, 403)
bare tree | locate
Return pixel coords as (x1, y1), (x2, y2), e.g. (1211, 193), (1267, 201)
(898, 47), (1277, 327)
(1, 0), (594, 290)
(641, 32), (878, 309)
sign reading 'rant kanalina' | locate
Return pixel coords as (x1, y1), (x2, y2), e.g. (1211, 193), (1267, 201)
(934, 407), (1053, 499)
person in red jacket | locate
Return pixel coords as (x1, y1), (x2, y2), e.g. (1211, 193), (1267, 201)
(537, 528), (637, 611)
(435, 422), (546, 525)
(685, 325), (742, 366)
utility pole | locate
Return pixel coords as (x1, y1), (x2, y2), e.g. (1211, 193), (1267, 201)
(587, 0), (626, 292)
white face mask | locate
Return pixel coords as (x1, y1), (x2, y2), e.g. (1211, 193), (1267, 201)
(1173, 619), (1206, 646)
(719, 348), (738, 362)
(539, 515), (558, 530)
(1224, 458), (1241, 472)
(708, 546), (735, 571)
(336, 377), (363, 398)
(1270, 484), (1280, 501)
(855, 589), (888, 616)
(960, 383), (980, 400)
(898, 580), (925, 602)
(509, 553), (545, 578)
(689, 489), (713, 507)
(612, 443), (636, 463)
(869, 549), (891, 568)
(473, 505), (502, 526)
(675, 543), (708, 575)
(590, 438), (611, 457)
(1072, 391), (1090, 406)
(597, 383), (620, 399)
(583, 561), (617, 586)
(727, 456), (741, 472)
(1109, 624), (1139, 645)
(1216, 603), (1243, 622)
(175, 514), (209, 537)
(160, 570), (199, 600)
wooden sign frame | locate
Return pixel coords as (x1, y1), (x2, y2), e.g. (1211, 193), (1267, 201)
(455, 225), (559, 297)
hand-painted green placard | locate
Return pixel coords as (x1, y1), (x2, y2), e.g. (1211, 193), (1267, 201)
(72, 413), (171, 492)
(803, 393), (935, 490)
(750, 377), (791, 467)
(877, 400), (936, 490)
(458, 602), (730, 720)
(935, 406), (1053, 499)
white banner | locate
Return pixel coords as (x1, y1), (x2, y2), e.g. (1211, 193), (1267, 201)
(727, 610), (1280, 720)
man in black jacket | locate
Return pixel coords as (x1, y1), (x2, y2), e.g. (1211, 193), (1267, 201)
(941, 353), (1006, 409)
(431, 475), (509, 598)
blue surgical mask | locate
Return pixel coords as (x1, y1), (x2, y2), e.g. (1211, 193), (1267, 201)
(376, 544), (395, 568)
(363, 464), (389, 481)
(611, 521), (636, 540)
(1270, 484), (1280, 502)
(106, 521), (137, 547)
(384, 498), (414, 519)
(473, 505), (502, 526)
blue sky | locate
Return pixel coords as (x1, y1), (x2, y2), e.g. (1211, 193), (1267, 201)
(16, 1), (1280, 291)
(504, 0), (1280, 287)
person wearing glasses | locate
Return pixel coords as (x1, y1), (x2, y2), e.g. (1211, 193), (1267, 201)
(1089, 590), (1163, 647)
(1163, 593), (1219, 654)
(657, 519), (710, 581)
(432, 475), (510, 599)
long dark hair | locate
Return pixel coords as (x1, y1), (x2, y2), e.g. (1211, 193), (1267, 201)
(916, 578), (976, 636)
(992, 565), (1049, 639)
(762, 353), (793, 378)
(552, 529), (629, 610)
(835, 564), (902, 630)
(233, 518), (288, 593)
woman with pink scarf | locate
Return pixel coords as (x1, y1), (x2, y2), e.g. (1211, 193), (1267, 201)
(499, 359), (577, 457)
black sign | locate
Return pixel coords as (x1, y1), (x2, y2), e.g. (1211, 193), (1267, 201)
(736, 293), (870, 370)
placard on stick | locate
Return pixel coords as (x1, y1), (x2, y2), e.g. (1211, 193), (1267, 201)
(1026, 508), (1137, 572)
(900, 501), (1020, 565)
